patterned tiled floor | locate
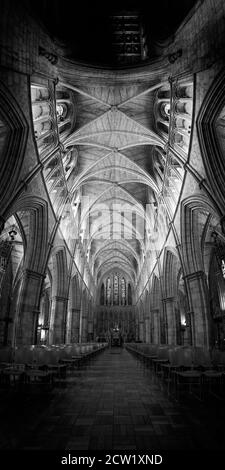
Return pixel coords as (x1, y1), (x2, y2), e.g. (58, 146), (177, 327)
(0, 347), (225, 450)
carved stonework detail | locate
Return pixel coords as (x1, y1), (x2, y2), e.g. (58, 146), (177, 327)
(39, 46), (58, 65)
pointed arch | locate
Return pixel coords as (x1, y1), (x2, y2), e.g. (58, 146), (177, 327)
(5, 196), (49, 274)
(51, 246), (69, 298)
(162, 247), (181, 298)
(180, 195), (221, 274)
(0, 80), (28, 213)
(197, 68), (225, 209)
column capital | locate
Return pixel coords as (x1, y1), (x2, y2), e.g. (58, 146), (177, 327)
(183, 270), (206, 281)
(22, 268), (45, 280)
(32, 309), (40, 315)
(186, 310), (194, 317)
(176, 243), (182, 249)
(52, 295), (68, 302)
(162, 296), (175, 303)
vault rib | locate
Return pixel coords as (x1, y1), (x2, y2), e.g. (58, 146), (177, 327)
(117, 81), (168, 107)
(59, 81), (111, 108)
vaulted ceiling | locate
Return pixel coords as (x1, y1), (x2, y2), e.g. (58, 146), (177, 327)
(62, 79), (166, 288)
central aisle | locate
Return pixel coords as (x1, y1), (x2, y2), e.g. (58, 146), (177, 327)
(1, 347), (222, 451)
(23, 348), (219, 450)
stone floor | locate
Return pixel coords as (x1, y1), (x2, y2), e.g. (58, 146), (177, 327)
(0, 347), (225, 451)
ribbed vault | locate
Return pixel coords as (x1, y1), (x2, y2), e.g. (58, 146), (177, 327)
(62, 79), (169, 291)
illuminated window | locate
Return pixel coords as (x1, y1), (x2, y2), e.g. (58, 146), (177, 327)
(221, 259), (225, 279)
(31, 83), (57, 155)
(114, 274), (119, 305)
(128, 283), (132, 305)
(164, 103), (170, 116)
(56, 104), (64, 117)
(106, 277), (111, 305)
(121, 277), (126, 306)
(56, 103), (68, 122)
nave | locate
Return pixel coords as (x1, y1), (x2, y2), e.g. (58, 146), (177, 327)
(0, 346), (224, 451)
(1, 0), (225, 461)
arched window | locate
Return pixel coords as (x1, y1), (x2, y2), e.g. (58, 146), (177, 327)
(62, 147), (78, 180)
(121, 277), (126, 306)
(128, 283), (132, 305)
(113, 274), (119, 305)
(106, 277), (111, 306)
(56, 104), (68, 121)
(154, 85), (170, 139)
(0, 216), (24, 346)
(159, 102), (170, 121)
(172, 81), (193, 154)
(31, 82), (57, 157)
(43, 151), (66, 214)
(154, 80), (193, 155)
(100, 283), (105, 305)
(55, 85), (75, 141)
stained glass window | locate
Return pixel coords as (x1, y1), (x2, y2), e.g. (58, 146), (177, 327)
(106, 277), (111, 305)
(56, 104), (64, 117)
(121, 277), (126, 306)
(128, 283), (132, 305)
(221, 259), (225, 279)
(114, 274), (119, 305)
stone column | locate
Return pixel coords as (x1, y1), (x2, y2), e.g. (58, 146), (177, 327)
(0, 239), (12, 293)
(139, 322), (144, 341)
(49, 296), (68, 344)
(149, 310), (154, 343)
(0, 216), (5, 235)
(184, 311), (193, 345)
(0, 260), (11, 345)
(65, 306), (72, 344)
(152, 309), (159, 344)
(70, 308), (80, 343)
(33, 308), (42, 345)
(87, 304), (92, 339)
(79, 296), (83, 343)
(162, 297), (176, 345)
(144, 317), (150, 343)
(184, 271), (211, 347)
(139, 308), (144, 341)
(15, 269), (44, 346)
(79, 294), (88, 343)
(93, 309), (97, 340)
(135, 313), (139, 341)
(88, 304), (94, 341)
(104, 282), (107, 306)
(159, 305), (167, 345)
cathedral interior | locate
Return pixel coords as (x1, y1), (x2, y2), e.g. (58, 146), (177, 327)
(0, 0), (225, 461)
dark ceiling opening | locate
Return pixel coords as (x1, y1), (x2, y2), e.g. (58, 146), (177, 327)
(23, 0), (197, 65)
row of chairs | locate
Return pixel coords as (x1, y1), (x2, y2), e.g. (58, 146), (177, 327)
(125, 343), (225, 402)
(0, 342), (108, 388)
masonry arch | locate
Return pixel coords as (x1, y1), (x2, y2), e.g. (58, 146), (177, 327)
(197, 68), (225, 209)
(180, 195), (222, 346)
(0, 81), (28, 214)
